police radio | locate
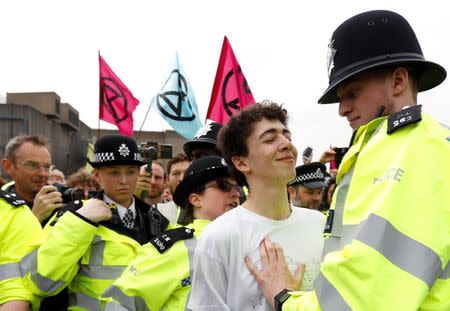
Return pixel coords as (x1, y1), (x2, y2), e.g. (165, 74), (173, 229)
(148, 205), (169, 237)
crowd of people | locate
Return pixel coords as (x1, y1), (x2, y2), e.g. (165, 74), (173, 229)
(1, 9), (449, 311)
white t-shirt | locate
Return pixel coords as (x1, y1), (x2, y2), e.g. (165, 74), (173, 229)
(156, 200), (179, 225)
(188, 205), (325, 311)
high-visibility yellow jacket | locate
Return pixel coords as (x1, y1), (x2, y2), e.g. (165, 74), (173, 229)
(99, 219), (209, 310)
(0, 190), (41, 310)
(283, 112), (450, 310)
(22, 196), (153, 311)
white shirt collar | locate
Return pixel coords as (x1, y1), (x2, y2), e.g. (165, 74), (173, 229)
(103, 194), (136, 221)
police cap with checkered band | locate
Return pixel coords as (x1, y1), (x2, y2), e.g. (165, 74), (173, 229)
(319, 10), (446, 104)
(88, 134), (146, 168)
(288, 162), (327, 189)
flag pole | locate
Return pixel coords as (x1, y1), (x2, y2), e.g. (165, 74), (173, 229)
(136, 100), (154, 141)
(97, 50), (101, 139)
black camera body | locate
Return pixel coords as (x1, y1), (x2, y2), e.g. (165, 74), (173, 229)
(138, 142), (173, 199)
(334, 147), (349, 169)
(139, 141), (173, 160)
(53, 183), (85, 203)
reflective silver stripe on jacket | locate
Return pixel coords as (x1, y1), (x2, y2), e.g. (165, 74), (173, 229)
(79, 264), (127, 280)
(104, 300), (134, 311)
(440, 261), (450, 280)
(0, 262), (22, 280)
(69, 291), (102, 310)
(355, 213), (443, 288)
(82, 235), (127, 279)
(89, 235), (105, 265)
(102, 285), (149, 311)
(22, 249), (67, 293)
(322, 165), (355, 259)
(183, 237), (198, 310)
(314, 273), (351, 311)
(184, 238), (198, 277)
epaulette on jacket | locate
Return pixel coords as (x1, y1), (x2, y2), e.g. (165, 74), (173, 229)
(387, 105), (422, 134)
(0, 189), (27, 207)
(150, 227), (195, 254)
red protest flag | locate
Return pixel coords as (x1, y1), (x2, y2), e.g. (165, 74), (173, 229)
(99, 53), (139, 136)
(206, 36), (255, 124)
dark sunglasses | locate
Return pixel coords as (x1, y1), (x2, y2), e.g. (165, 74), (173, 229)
(199, 178), (241, 193)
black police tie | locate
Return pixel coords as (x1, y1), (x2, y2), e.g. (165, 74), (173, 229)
(122, 209), (134, 229)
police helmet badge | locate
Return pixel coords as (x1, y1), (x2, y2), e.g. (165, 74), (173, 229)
(327, 39), (337, 78)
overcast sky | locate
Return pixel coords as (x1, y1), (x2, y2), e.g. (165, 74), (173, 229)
(1, 0), (449, 164)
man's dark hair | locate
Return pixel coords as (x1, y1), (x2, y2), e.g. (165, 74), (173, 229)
(167, 153), (189, 175)
(4, 135), (50, 162)
(218, 101), (288, 187)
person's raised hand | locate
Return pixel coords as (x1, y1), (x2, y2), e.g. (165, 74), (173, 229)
(245, 239), (305, 307)
(76, 199), (112, 223)
(32, 185), (64, 223)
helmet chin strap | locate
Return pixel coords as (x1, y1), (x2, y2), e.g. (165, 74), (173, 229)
(375, 105), (386, 119)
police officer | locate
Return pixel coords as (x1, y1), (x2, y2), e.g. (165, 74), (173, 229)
(1, 135), (64, 226)
(22, 134), (159, 310)
(246, 10), (450, 310)
(183, 122), (223, 161)
(0, 191), (41, 310)
(100, 156), (240, 310)
(287, 162), (327, 210)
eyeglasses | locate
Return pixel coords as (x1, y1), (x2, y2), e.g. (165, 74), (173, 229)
(17, 161), (52, 172)
(202, 179), (242, 193)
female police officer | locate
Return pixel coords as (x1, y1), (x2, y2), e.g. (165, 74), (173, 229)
(100, 155), (241, 310)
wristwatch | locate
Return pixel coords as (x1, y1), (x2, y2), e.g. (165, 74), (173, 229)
(274, 288), (291, 311)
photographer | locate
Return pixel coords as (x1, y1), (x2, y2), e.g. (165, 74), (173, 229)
(1, 135), (64, 226)
(22, 134), (158, 310)
(1, 135), (68, 311)
(135, 161), (167, 205)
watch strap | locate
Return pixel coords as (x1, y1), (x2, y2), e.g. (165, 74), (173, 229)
(274, 288), (291, 311)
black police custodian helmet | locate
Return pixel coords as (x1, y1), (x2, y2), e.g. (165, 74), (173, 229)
(173, 155), (230, 208)
(88, 134), (146, 168)
(319, 10), (446, 104)
(183, 122), (223, 160)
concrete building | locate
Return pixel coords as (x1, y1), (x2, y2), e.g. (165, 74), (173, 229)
(1, 92), (187, 179)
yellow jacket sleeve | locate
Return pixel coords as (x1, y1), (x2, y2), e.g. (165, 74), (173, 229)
(23, 210), (98, 297)
(0, 199), (41, 310)
(101, 235), (191, 310)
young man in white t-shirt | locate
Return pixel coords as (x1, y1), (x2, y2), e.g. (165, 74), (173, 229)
(188, 101), (325, 311)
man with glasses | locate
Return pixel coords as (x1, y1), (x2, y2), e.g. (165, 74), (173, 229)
(2, 135), (63, 225)
(1, 135), (68, 310)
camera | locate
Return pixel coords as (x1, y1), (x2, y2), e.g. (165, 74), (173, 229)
(53, 183), (85, 203)
(139, 141), (173, 160)
(302, 146), (313, 162)
(333, 147), (349, 169)
(138, 142), (173, 200)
